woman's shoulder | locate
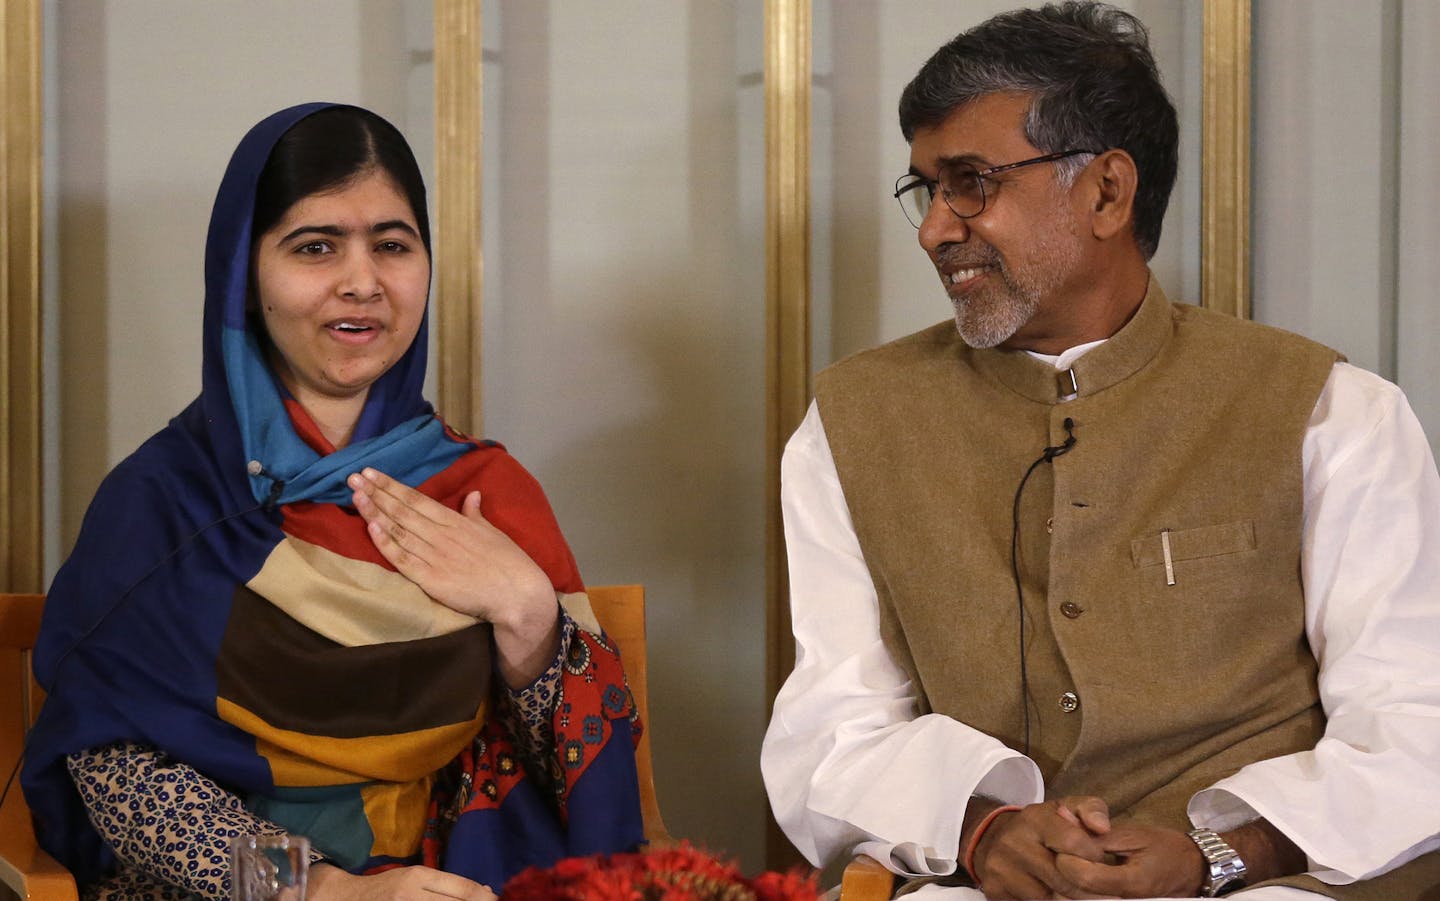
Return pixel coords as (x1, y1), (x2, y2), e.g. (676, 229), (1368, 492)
(429, 425), (584, 592)
(432, 420), (546, 493)
(433, 436), (562, 519)
(88, 401), (236, 510)
(59, 401), (257, 598)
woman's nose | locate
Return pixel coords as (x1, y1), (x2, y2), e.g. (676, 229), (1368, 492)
(339, 253), (382, 300)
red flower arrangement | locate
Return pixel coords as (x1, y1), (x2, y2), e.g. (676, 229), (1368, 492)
(502, 842), (820, 900)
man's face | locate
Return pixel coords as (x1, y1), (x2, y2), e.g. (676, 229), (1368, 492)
(908, 92), (1087, 350)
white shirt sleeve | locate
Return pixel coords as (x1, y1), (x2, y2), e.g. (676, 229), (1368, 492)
(760, 402), (1043, 876)
(1189, 362), (1440, 882)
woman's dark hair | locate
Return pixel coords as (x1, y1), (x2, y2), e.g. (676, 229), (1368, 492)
(251, 105), (431, 254)
(898, 1), (1178, 260)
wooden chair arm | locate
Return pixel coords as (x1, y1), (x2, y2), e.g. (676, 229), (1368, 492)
(2, 592), (79, 900)
(839, 853), (896, 900)
(0, 792), (79, 901)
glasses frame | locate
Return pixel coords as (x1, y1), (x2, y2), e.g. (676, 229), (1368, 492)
(893, 148), (1103, 228)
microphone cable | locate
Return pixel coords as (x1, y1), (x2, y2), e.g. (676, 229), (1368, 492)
(1010, 416), (1077, 756)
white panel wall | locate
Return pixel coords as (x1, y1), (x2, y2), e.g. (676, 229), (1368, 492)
(1253, 0), (1396, 373)
(1394, 0), (1440, 453)
(1254, 0), (1440, 455)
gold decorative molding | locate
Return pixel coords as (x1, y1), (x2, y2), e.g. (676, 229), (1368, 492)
(434, 0), (484, 435)
(1202, 0), (1251, 318)
(0, 0), (42, 593)
(764, 0), (810, 714)
(765, 0), (811, 870)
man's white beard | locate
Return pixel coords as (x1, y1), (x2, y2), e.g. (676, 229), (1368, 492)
(952, 285), (1041, 349)
(949, 223), (1078, 349)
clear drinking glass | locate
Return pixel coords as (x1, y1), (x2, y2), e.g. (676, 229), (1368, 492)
(231, 834), (309, 901)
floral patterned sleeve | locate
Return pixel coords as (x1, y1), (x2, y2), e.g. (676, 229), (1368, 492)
(499, 606), (576, 783)
(423, 600), (642, 863)
(65, 741), (319, 901)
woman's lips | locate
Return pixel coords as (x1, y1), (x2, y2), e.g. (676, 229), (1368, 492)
(325, 319), (384, 345)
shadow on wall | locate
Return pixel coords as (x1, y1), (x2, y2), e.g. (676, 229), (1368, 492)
(58, 0), (111, 553)
(827, 0), (884, 363)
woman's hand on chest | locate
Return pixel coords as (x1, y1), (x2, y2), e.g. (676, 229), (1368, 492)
(346, 467), (558, 637)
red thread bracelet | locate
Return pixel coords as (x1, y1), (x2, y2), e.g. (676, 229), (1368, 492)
(963, 804), (1022, 887)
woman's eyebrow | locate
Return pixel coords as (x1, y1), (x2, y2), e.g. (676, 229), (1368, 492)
(371, 219), (420, 238)
(278, 223), (344, 244)
(277, 220), (419, 244)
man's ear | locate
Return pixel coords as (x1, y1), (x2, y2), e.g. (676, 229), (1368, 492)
(1084, 149), (1139, 243)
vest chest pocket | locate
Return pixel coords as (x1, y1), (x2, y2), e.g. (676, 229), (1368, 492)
(1129, 520), (1257, 574)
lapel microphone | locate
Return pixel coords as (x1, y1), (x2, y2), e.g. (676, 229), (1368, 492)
(1043, 418), (1077, 460)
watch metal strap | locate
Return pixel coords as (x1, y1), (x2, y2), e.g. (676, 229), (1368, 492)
(1188, 827), (1248, 897)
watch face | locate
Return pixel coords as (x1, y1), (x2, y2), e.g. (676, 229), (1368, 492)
(1213, 875), (1248, 897)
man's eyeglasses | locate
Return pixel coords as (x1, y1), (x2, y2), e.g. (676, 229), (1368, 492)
(892, 149), (1101, 228)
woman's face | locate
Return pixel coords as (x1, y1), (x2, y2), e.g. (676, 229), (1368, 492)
(254, 169), (430, 410)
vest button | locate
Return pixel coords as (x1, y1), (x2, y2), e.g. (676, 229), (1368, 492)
(1059, 691), (1080, 713)
(1045, 516), (1054, 534)
(1060, 602), (1083, 619)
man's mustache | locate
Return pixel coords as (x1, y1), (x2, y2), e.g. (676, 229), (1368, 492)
(935, 244), (1000, 270)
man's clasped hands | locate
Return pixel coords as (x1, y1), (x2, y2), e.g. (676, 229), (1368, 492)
(965, 797), (1224, 900)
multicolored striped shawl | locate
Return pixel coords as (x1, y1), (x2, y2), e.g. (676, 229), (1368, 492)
(22, 103), (644, 889)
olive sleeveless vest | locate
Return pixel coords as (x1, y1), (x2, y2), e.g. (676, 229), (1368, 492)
(815, 279), (1439, 897)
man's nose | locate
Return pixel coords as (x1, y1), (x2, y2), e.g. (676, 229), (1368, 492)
(917, 200), (969, 254)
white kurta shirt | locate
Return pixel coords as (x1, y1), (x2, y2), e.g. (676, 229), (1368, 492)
(761, 349), (1440, 901)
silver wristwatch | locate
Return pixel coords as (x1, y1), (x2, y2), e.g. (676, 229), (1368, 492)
(1188, 828), (1248, 897)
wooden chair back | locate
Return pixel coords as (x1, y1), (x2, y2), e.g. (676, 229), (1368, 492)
(585, 584), (671, 845)
(840, 853), (896, 900)
(0, 592), (79, 900)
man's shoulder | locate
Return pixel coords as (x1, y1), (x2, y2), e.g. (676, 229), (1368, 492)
(1168, 300), (1343, 363)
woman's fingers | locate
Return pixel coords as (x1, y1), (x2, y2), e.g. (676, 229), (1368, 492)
(351, 473), (501, 564)
(349, 471), (460, 585)
(349, 469), (446, 533)
(419, 871), (496, 899)
(364, 518), (435, 582)
(346, 471), (546, 622)
(461, 490), (483, 520)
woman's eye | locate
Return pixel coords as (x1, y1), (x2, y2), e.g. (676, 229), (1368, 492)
(295, 241), (331, 255)
(377, 240), (409, 253)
